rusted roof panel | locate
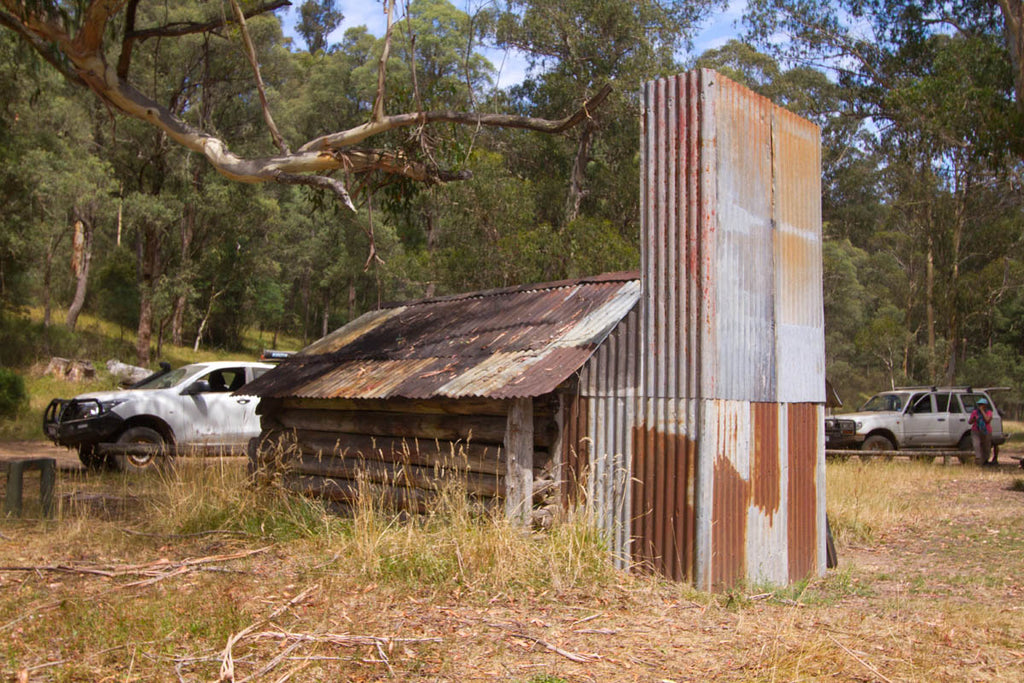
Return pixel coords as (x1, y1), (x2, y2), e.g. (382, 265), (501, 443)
(246, 274), (641, 401)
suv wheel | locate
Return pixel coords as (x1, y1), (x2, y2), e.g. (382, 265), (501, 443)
(77, 444), (111, 471)
(111, 426), (168, 472)
(862, 435), (895, 462)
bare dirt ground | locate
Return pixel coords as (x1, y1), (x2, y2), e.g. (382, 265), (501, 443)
(0, 441), (82, 470)
(2, 440), (1024, 681)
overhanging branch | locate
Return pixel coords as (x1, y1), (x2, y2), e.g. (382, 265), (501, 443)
(300, 84), (614, 153)
(0, 0), (614, 207)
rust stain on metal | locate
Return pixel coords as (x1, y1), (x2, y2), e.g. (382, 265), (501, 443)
(788, 403), (819, 581)
(712, 453), (748, 589)
(562, 394), (590, 506)
(631, 424), (695, 583)
(751, 402), (780, 517)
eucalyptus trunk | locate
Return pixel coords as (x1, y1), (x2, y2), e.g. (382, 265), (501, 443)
(135, 226), (161, 365)
(172, 201), (196, 346)
(66, 214), (94, 332)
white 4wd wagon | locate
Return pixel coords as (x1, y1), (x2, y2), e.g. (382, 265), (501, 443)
(44, 361), (272, 470)
(825, 386), (1007, 460)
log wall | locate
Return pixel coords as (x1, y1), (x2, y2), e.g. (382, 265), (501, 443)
(253, 394), (569, 518)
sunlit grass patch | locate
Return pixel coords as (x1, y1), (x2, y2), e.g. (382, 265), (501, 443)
(342, 473), (618, 595)
(826, 460), (933, 544)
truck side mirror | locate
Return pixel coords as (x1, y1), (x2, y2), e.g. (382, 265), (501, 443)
(181, 380), (210, 396)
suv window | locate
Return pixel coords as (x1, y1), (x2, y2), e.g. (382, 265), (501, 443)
(136, 367), (190, 390)
(203, 368), (247, 392)
(862, 393), (905, 411)
(910, 393), (933, 414)
(934, 393), (951, 412)
(961, 393), (991, 411)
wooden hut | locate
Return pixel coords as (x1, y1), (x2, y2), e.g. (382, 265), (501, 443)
(244, 272), (642, 524)
(247, 69), (828, 589)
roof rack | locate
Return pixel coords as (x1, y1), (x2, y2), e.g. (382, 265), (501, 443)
(893, 385), (976, 392)
(260, 349), (294, 363)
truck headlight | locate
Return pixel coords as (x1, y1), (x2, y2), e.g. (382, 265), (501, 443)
(99, 398), (128, 413)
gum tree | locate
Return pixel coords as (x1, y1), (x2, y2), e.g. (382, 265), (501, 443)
(0, 0), (610, 210)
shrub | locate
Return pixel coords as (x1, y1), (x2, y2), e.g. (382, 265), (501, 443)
(0, 368), (29, 418)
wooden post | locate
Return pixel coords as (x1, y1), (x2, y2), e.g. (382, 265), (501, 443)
(505, 397), (534, 524)
(549, 394), (566, 509)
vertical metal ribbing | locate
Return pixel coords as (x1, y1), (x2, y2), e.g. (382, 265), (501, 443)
(637, 70), (823, 587)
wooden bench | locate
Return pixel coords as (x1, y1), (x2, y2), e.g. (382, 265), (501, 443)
(1, 457), (56, 517)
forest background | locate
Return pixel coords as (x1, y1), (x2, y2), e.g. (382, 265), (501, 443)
(1, 0), (1023, 419)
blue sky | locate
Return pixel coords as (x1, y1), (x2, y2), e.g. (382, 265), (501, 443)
(280, 0), (748, 90)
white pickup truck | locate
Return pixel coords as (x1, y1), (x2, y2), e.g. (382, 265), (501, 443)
(44, 361), (273, 470)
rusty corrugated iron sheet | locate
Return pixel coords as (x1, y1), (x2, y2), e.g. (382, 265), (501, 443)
(636, 69), (825, 588)
(641, 70), (824, 405)
(788, 403), (824, 582)
(574, 307), (642, 568)
(774, 108), (826, 402)
(245, 272), (641, 401)
(631, 398), (697, 583)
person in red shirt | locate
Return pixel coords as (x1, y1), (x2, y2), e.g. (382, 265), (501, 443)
(968, 397), (994, 466)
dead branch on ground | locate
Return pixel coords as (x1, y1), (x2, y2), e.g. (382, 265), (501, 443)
(0, 547), (270, 582)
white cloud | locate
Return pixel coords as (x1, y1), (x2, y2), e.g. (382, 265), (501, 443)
(689, 0), (745, 58)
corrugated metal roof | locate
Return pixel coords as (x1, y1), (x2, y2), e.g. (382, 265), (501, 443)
(245, 272), (641, 401)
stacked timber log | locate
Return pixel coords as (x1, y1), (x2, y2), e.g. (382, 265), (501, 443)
(252, 396), (564, 519)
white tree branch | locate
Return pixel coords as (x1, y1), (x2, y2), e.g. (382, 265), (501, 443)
(0, 0), (613, 203)
(228, 0), (289, 154)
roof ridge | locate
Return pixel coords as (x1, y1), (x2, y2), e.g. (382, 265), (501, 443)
(380, 270), (641, 310)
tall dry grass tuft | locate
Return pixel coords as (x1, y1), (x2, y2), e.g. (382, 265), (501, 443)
(827, 460), (933, 544)
(137, 450), (337, 542)
(340, 446), (618, 595)
(38, 439), (620, 597)
(825, 459), (1001, 546)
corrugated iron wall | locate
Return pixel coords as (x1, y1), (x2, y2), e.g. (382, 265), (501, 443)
(636, 69), (826, 589)
(577, 307), (641, 569)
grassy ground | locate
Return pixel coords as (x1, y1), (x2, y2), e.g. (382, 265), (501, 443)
(2, 454), (1023, 682)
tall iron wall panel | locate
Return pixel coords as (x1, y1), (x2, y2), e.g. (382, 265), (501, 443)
(773, 109), (826, 402)
(637, 69), (825, 589)
(709, 76), (777, 401)
(577, 307), (642, 569)
(631, 397), (698, 583)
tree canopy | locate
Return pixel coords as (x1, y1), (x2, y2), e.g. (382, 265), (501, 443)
(0, 0), (1022, 417)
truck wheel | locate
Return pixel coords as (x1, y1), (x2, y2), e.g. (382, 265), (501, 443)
(78, 444), (110, 471)
(861, 435), (895, 462)
(111, 426), (166, 472)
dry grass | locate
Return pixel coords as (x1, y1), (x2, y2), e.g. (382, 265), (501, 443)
(2, 452), (1024, 681)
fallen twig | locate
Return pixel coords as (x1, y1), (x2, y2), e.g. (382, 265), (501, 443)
(0, 546), (270, 582)
(508, 633), (600, 664)
(120, 528), (255, 539)
(252, 630), (443, 648)
(217, 585), (319, 682)
(827, 633), (894, 683)
(568, 613), (603, 628)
